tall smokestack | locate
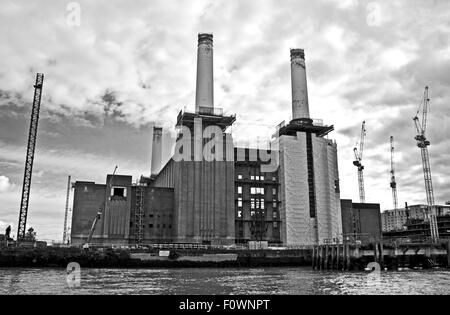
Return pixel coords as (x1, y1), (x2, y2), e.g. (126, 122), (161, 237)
(195, 33), (214, 113)
(290, 49), (310, 120)
(151, 127), (163, 176)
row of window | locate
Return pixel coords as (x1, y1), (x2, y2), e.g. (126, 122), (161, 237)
(130, 222), (172, 229)
(237, 210), (278, 219)
(237, 187), (277, 196)
(140, 214), (172, 219)
(237, 198), (278, 209)
(237, 174), (277, 181)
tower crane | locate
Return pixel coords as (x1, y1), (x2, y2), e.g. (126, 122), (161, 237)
(390, 136), (398, 209)
(17, 73), (44, 241)
(353, 121), (366, 203)
(413, 86), (439, 243)
(63, 175), (71, 244)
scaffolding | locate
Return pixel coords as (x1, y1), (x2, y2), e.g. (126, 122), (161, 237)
(134, 184), (145, 245)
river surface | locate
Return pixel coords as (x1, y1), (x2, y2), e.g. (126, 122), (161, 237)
(0, 267), (449, 295)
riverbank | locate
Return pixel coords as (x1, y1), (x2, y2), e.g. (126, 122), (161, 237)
(0, 247), (312, 268)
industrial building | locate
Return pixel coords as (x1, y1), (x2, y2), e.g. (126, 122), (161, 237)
(70, 33), (343, 247)
(340, 200), (382, 244)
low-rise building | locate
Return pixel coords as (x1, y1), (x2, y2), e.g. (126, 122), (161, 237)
(381, 204), (450, 232)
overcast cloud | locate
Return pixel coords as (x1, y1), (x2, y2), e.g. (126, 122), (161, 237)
(0, 0), (449, 241)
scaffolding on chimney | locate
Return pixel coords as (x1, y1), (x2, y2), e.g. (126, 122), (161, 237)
(134, 183), (145, 245)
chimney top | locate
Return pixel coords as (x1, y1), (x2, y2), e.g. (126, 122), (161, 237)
(153, 126), (163, 136)
(198, 33), (213, 46)
(290, 49), (305, 61)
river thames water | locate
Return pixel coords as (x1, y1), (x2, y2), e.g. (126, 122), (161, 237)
(0, 267), (449, 295)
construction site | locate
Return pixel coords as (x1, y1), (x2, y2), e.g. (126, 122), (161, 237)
(1, 33), (450, 270)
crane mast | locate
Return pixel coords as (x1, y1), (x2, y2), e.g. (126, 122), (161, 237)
(413, 86), (439, 243)
(390, 136), (398, 209)
(353, 121), (366, 203)
(63, 175), (71, 244)
(17, 73), (44, 241)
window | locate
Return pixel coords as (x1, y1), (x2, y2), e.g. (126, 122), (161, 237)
(251, 187), (264, 195)
(273, 200), (277, 208)
(238, 186), (242, 194)
(260, 176), (265, 181)
(273, 222), (278, 228)
(251, 211), (256, 217)
(272, 176), (276, 181)
(256, 176), (260, 181)
(238, 198), (243, 208)
(149, 224), (153, 228)
(238, 210), (243, 218)
(250, 175), (255, 180)
(238, 174), (243, 180)
(260, 199), (265, 210)
(273, 211), (277, 219)
(111, 187), (126, 197)
(272, 188), (277, 195)
(251, 198), (255, 209)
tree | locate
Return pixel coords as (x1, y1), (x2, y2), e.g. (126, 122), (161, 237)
(25, 227), (37, 241)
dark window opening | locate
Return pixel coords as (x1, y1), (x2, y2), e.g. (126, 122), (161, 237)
(306, 133), (317, 218)
(112, 187), (125, 197)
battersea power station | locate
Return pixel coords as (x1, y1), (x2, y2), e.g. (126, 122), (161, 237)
(70, 34), (343, 247)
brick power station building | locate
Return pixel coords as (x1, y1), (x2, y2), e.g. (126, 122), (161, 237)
(71, 34), (343, 247)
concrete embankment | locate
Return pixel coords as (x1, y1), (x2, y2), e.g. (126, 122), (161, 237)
(0, 247), (312, 268)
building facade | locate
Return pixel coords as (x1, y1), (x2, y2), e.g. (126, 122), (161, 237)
(70, 33), (343, 247)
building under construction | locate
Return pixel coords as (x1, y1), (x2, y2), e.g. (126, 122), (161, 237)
(70, 33), (342, 246)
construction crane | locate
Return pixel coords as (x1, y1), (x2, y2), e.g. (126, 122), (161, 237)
(17, 73), (44, 241)
(353, 121), (366, 203)
(63, 175), (71, 244)
(84, 166), (118, 247)
(390, 136), (398, 209)
(413, 86), (439, 243)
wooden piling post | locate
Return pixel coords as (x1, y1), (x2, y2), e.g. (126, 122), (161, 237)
(447, 241), (450, 268)
(343, 243), (347, 271)
(330, 246), (335, 270)
(320, 246), (324, 270)
(345, 243), (350, 271)
(378, 242), (384, 268)
(373, 242), (378, 264)
(336, 244), (340, 270)
(325, 245), (329, 270)
(312, 246), (316, 270)
(318, 246), (321, 270)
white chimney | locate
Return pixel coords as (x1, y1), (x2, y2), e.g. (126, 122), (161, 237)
(291, 49), (310, 120)
(195, 33), (214, 113)
(151, 127), (163, 176)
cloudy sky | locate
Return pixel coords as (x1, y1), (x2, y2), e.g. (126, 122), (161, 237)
(0, 0), (449, 242)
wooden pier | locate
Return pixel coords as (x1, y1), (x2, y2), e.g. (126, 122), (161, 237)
(312, 241), (450, 271)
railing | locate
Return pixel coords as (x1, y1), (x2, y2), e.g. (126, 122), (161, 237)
(198, 106), (223, 116)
